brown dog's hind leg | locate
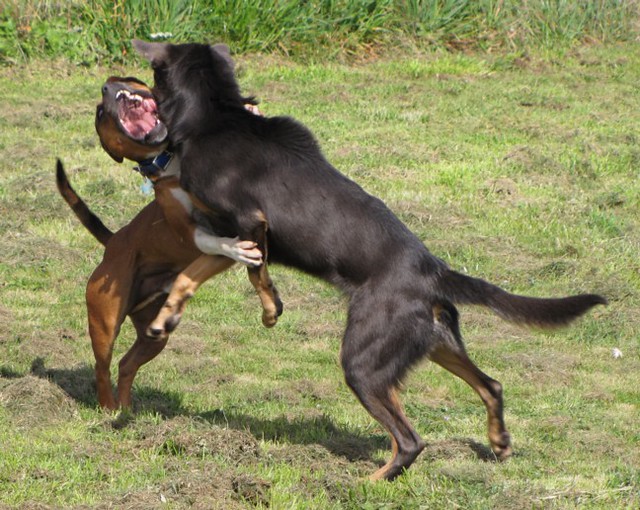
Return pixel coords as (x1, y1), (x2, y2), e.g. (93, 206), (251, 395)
(117, 335), (168, 409)
(117, 300), (170, 409)
(89, 318), (118, 410)
(86, 263), (129, 411)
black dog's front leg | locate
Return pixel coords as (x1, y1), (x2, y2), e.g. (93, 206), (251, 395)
(179, 164), (283, 325)
(235, 209), (283, 327)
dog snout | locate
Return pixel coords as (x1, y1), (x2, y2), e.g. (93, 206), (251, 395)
(101, 83), (116, 98)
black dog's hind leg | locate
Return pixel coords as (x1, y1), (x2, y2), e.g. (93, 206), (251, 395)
(428, 303), (512, 460)
(340, 298), (429, 481)
(348, 382), (426, 481)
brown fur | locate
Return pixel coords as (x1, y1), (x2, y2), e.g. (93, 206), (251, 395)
(57, 76), (280, 410)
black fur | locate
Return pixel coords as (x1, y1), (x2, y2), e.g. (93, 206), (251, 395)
(137, 41), (606, 480)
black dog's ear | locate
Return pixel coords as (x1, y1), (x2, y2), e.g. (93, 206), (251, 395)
(211, 43), (234, 70)
(132, 39), (168, 65)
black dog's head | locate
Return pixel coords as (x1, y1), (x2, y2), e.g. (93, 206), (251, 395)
(132, 40), (255, 143)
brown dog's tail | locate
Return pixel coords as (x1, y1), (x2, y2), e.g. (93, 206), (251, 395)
(56, 159), (112, 246)
(436, 269), (606, 327)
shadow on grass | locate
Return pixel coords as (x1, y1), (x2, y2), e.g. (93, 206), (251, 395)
(23, 358), (497, 465)
(27, 357), (188, 419)
(460, 438), (499, 462)
(30, 357), (98, 407)
(198, 407), (388, 463)
(0, 366), (23, 378)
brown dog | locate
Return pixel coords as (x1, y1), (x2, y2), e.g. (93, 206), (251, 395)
(57, 76), (280, 410)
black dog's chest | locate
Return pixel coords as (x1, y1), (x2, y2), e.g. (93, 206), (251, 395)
(190, 207), (236, 238)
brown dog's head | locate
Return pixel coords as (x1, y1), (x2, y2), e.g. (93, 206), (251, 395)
(132, 40), (255, 144)
(95, 76), (169, 163)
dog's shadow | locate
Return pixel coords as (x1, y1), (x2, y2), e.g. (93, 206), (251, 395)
(27, 358), (497, 464)
(30, 357), (99, 408)
(28, 357), (187, 418)
(198, 407), (387, 462)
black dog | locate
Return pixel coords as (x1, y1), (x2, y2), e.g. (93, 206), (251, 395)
(133, 40), (606, 481)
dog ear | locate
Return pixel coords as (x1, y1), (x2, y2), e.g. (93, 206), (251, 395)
(211, 43), (235, 70)
(102, 145), (124, 163)
(132, 39), (168, 65)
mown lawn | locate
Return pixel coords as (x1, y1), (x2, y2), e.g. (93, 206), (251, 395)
(0, 43), (638, 508)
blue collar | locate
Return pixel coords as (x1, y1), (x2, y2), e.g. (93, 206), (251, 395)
(134, 151), (174, 179)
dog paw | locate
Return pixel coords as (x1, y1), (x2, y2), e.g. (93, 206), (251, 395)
(164, 314), (181, 333)
(146, 325), (165, 339)
(490, 432), (512, 461)
(195, 232), (262, 265)
(262, 310), (278, 328)
(229, 240), (263, 266)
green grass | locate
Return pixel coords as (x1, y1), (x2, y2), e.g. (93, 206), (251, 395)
(0, 43), (639, 508)
(2, 1), (639, 64)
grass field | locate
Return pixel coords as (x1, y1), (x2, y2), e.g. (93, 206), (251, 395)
(0, 43), (639, 508)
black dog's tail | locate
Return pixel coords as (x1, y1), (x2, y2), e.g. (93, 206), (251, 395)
(56, 159), (112, 246)
(436, 269), (606, 327)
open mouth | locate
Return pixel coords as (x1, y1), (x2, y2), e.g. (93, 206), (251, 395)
(116, 89), (166, 143)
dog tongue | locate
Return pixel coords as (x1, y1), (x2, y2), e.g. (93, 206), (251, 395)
(120, 97), (158, 139)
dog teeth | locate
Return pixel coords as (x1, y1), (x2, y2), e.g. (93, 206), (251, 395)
(116, 89), (143, 104)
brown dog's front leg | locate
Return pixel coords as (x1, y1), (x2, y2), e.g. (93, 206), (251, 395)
(147, 255), (234, 337)
(147, 210), (282, 337)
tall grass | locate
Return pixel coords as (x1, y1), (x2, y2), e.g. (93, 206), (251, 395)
(1, 0), (639, 64)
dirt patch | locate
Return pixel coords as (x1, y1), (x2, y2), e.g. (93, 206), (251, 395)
(139, 416), (261, 465)
(0, 374), (79, 428)
(93, 471), (252, 510)
(30, 358), (97, 408)
(231, 473), (272, 506)
(484, 177), (519, 201)
(85, 417), (272, 508)
(500, 145), (560, 175)
(253, 379), (337, 408)
(9, 504), (56, 510)
(266, 443), (362, 501)
(422, 437), (495, 462)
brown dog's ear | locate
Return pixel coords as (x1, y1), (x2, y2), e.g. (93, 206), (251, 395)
(132, 39), (168, 65)
(102, 144), (124, 163)
(211, 43), (234, 69)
